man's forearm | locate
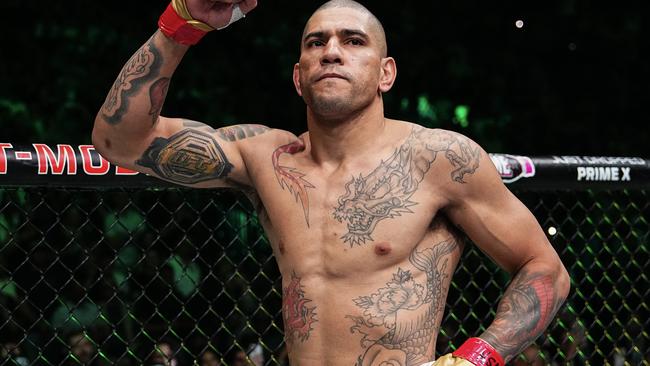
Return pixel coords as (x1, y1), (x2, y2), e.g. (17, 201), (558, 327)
(479, 267), (568, 362)
(95, 30), (188, 140)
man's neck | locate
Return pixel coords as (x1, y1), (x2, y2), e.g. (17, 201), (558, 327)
(306, 104), (388, 166)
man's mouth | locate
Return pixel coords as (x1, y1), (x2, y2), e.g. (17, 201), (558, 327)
(317, 73), (347, 81)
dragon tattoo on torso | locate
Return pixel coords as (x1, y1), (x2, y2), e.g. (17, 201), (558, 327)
(333, 128), (480, 246)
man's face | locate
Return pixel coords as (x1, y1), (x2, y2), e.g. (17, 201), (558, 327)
(294, 7), (392, 119)
(200, 350), (221, 366)
(231, 350), (249, 366)
(69, 334), (95, 363)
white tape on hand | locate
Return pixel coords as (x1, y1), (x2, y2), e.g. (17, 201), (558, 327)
(217, 4), (246, 30)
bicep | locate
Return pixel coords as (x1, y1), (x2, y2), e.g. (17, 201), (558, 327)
(100, 117), (252, 188)
(444, 153), (551, 273)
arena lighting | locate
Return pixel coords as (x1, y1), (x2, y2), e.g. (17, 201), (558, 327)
(515, 19), (524, 29)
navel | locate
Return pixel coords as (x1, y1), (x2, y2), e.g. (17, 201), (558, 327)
(374, 242), (392, 256)
(278, 240), (286, 255)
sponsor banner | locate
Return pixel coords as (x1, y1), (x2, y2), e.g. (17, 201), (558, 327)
(490, 154), (536, 183)
(0, 144), (648, 189)
(0, 143), (173, 188)
(490, 154), (650, 190)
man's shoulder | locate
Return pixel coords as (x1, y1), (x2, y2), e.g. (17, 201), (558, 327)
(230, 125), (300, 147)
(395, 121), (476, 149)
(397, 122), (488, 184)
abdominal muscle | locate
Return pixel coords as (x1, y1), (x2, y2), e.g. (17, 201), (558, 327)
(280, 228), (462, 366)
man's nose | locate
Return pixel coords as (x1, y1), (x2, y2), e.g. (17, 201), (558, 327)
(321, 40), (343, 65)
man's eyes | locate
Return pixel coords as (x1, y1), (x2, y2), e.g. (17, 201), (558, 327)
(347, 38), (364, 46)
(306, 38), (365, 47)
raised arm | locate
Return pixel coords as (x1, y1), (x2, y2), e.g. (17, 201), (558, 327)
(92, 0), (259, 188)
(434, 131), (570, 365)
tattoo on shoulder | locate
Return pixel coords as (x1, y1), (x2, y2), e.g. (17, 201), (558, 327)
(216, 125), (270, 141)
(333, 127), (481, 246)
(283, 272), (318, 344)
(136, 129), (233, 185)
(347, 237), (459, 365)
(421, 128), (481, 183)
(272, 140), (315, 227)
(101, 35), (162, 125)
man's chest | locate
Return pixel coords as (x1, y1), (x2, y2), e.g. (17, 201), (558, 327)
(252, 156), (446, 265)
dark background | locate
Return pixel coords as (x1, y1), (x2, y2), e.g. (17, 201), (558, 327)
(0, 0), (648, 157)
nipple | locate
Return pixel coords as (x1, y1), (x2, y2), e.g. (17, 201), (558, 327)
(374, 242), (392, 256)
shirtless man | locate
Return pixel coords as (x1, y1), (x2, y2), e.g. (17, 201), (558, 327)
(92, 1), (571, 365)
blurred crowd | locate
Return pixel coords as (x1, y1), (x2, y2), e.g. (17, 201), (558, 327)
(2, 309), (647, 365)
(1, 330), (283, 366)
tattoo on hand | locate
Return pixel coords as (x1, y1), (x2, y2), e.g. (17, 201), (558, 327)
(283, 272), (318, 344)
(136, 129), (233, 184)
(481, 269), (566, 360)
(273, 140), (315, 226)
(101, 35), (162, 125)
(334, 127), (481, 246)
(148, 77), (170, 124)
(347, 237), (458, 365)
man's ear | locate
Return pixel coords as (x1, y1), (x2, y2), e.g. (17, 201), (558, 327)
(378, 57), (397, 93)
(293, 63), (303, 96)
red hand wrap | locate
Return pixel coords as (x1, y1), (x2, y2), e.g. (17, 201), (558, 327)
(158, 3), (207, 45)
(452, 338), (504, 366)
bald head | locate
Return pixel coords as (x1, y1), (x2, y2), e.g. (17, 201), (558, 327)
(304, 0), (388, 57)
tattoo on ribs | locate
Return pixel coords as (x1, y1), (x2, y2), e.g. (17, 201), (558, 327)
(136, 129), (233, 184)
(481, 270), (565, 359)
(282, 273), (318, 344)
(333, 128), (481, 246)
(101, 35), (162, 125)
(216, 125), (270, 141)
(148, 77), (170, 124)
(347, 238), (458, 365)
(272, 140), (315, 226)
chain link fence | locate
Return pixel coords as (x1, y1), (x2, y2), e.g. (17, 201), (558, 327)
(1, 168), (649, 365)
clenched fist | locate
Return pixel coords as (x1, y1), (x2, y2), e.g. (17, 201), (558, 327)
(183, 0), (257, 30)
(159, 0), (258, 45)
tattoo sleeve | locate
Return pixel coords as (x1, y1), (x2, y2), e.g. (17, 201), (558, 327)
(480, 269), (566, 361)
(101, 34), (163, 125)
(136, 129), (233, 185)
(148, 77), (170, 124)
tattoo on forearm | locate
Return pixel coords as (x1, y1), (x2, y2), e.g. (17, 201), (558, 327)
(272, 140), (315, 226)
(334, 127), (481, 246)
(101, 35), (163, 125)
(283, 272), (318, 344)
(148, 77), (170, 124)
(347, 236), (459, 365)
(480, 269), (566, 361)
(216, 125), (270, 141)
(136, 129), (233, 184)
